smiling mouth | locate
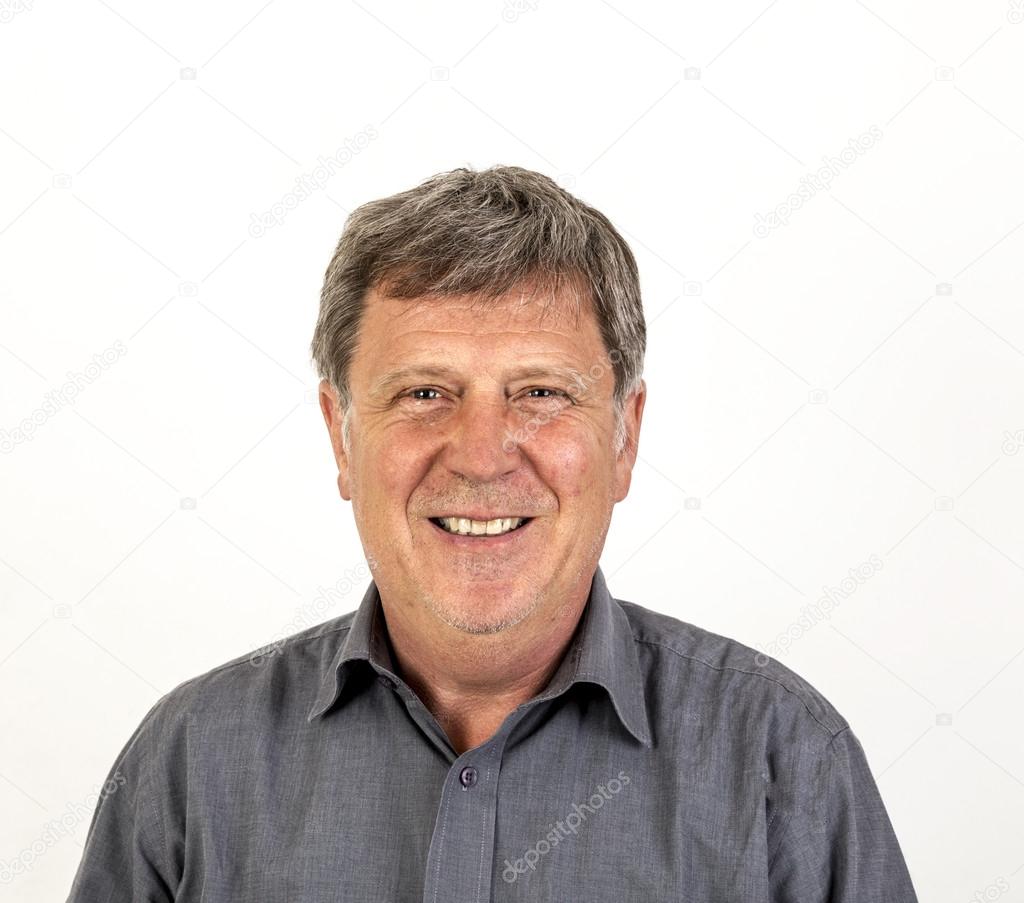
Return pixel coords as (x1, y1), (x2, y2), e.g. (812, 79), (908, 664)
(429, 516), (533, 537)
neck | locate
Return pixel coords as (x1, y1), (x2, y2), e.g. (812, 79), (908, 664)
(379, 584), (590, 755)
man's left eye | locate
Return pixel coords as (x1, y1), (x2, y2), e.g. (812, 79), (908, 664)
(407, 388), (441, 400)
(520, 388), (575, 406)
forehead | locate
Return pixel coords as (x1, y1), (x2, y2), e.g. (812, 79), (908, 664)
(355, 284), (605, 361)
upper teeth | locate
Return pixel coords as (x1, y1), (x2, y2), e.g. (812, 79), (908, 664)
(437, 516), (525, 536)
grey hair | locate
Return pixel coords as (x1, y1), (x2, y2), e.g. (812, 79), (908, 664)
(310, 165), (646, 457)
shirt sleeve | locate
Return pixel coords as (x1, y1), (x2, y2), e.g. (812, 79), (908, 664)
(66, 698), (181, 902)
(768, 726), (919, 902)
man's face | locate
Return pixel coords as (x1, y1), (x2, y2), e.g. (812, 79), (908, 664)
(319, 283), (645, 638)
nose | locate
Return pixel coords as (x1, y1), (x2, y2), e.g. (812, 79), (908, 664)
(439, 390), (521, 483)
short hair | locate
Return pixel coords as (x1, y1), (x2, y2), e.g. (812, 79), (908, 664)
(310, 165), (646, 456)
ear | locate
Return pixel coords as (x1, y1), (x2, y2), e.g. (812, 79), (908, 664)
(318, 379), (352, 501)
(612, 379), (646, 504)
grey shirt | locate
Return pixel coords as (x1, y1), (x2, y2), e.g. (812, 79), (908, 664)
(67, 566), (919, 901)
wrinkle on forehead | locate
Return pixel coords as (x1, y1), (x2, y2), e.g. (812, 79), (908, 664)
(372, 270), (590, 333)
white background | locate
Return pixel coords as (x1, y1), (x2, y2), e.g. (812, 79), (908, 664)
(2, 1), (1023, 899)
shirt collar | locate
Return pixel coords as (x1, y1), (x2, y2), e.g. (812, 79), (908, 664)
(306, 565), (652, 747)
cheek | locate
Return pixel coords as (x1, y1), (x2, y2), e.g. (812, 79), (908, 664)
(533, 430), (602, 502)
(356, 432), (430, 512)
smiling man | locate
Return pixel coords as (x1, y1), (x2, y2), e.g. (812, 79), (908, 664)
(315, 273), (639, 755)
(67, 166), (919, 902)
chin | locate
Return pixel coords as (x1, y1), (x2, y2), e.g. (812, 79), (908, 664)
(427, 590), (539, 636)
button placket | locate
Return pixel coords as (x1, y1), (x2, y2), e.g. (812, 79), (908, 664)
(422, 743), (509, 901)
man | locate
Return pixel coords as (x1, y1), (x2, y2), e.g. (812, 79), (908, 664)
(68, 165), (919, 901)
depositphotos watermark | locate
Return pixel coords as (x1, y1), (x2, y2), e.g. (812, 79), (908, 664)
(502, 770), (632, 883)
(753, 125), (883, 238)
(968, 875), (1010, 902)
(248, 127), (378, 237)
(1001, 428), (1024, 455)
(754, 553), (883, 665)
(249, 562), (370, 666)
(0, 0), (33, 23)
(501, 348), (621, 452)
(501, 0), (539, 22)
(0, 340), (128, 454)
(0, 770), (126, 884)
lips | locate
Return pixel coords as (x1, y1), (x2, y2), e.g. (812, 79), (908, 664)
(426, 516), (535, 545)
(428, 513), (532, 536)
(430, 516), (531, 536)
(425, 513), (534, 522)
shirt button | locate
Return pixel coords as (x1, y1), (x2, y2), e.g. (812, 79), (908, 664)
(377, 675), (395, 690)
(459, 766), (478, 789)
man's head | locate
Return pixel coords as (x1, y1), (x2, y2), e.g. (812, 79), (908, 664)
(311, 165), (646, 639)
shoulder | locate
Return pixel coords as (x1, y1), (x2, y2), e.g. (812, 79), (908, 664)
(84, 612), (359, 852)
(616, 597), (849, 743)
(136, 611), (356, 741)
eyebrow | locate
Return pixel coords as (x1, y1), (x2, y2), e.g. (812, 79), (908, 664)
(369, 364), (584, 396)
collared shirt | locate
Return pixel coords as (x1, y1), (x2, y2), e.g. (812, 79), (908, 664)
(67, 566), (919, 901)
